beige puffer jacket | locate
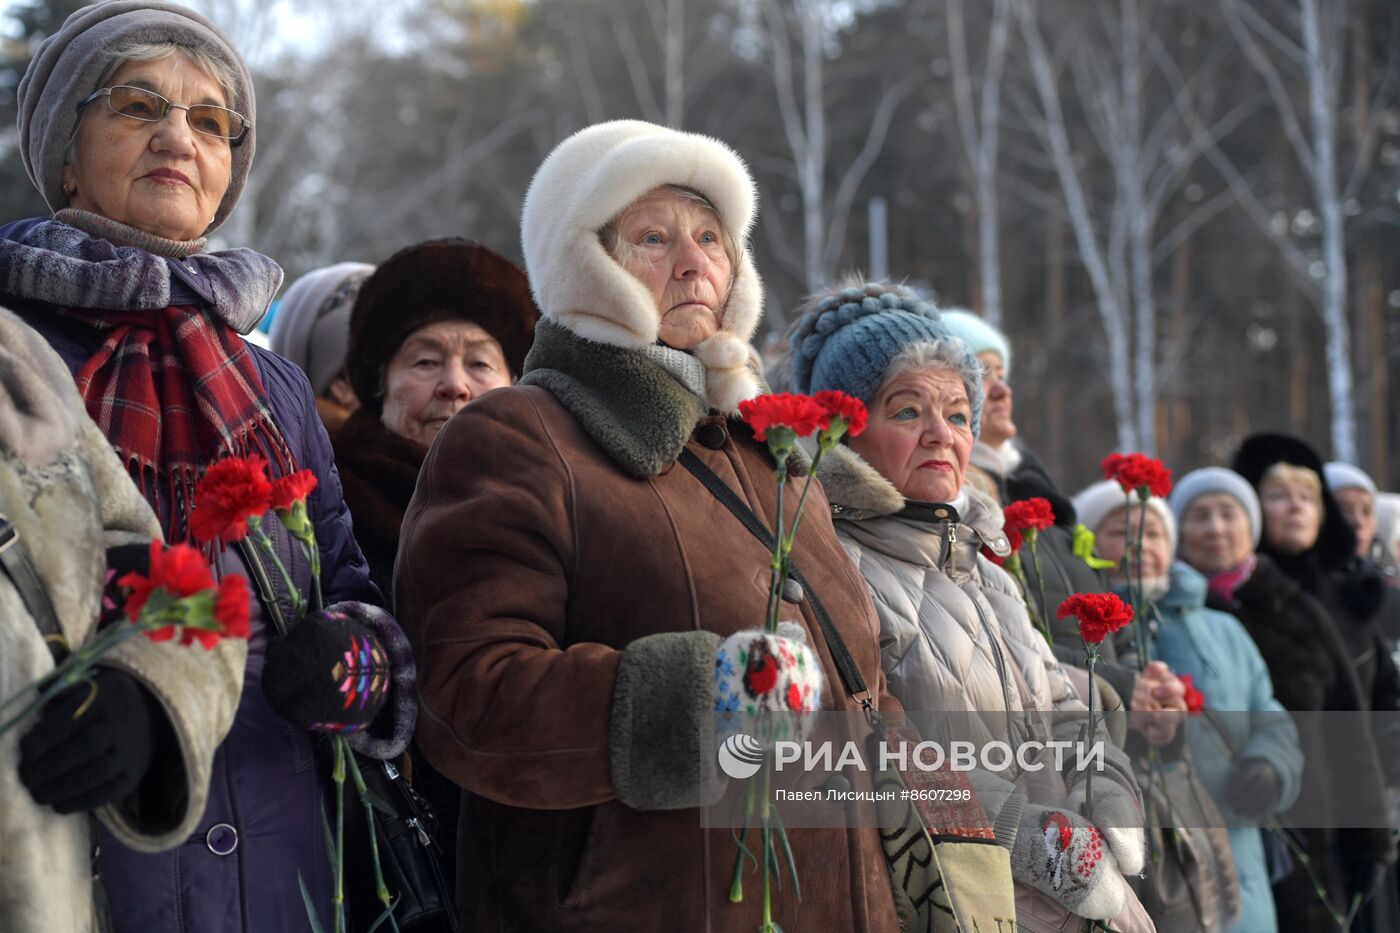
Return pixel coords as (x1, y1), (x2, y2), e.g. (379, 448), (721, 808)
(0, 306), (245, 933)
(818, 443), (1155, 933)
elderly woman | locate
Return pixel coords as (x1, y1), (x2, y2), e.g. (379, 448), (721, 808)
(1170, 467), (1391, 932)
(268, 260), (373, 434)
(1075, 480), (1303, 933)
(334, 238), (537, 596)
(396, 121), (925, 932)
(0, 4), (415, 930)
(784, 283), (1152, 931)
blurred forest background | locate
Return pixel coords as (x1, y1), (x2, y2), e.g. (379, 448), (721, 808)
(2, 0), (1397, 491)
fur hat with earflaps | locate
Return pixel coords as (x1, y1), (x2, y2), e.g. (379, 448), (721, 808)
(519, 120), (763, 413)
(1232, 432), (1356, 570)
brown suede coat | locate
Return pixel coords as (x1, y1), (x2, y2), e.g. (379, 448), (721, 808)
(395, 381), (902, 932)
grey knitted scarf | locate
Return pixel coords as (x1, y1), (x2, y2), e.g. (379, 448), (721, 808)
(0, 213), (282, 333)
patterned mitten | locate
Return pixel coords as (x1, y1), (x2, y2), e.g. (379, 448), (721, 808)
(1010, 802), (1127, 920)
(1066, 780), (1146, 875)
(262, 602), (392, 733)
(714, 622), (823, 739)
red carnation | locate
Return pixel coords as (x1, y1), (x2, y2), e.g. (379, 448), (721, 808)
(813, 390), (868, 437)
(1003, 498), (1056, 540)
(120, 542), (217, 621)
(1057, 592), (1134, 646)
(786, 683), (803, 712)
(1101, 453), (1172, 498)
(269, 469), (318, 512)
(982, 544), (1007, 566)
(1003, 528), (1023, 555)
(212, 574), (252, 642)
(190, 455), (273, 544)
(1180, 674), (1206, 715)
(739, 393), (829, 442)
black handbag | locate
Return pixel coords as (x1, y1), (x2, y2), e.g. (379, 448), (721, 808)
(237, 536), (458, 932)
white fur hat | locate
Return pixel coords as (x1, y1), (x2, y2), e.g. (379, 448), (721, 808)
(1073, 479), (1178, 554)
(520, 120), (763, 412)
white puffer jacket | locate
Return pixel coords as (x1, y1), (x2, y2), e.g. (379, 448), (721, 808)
(820, 444), (1080, 739)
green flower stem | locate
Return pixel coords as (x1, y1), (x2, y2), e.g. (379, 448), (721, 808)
(762, 765), (773, 930)
(1029, 532), (1052, 647)
(766, 463), (788, 635)
(344, 751), (395, 919)
(0, 618), (143, 733)
(1134, 496), (1151, 665)
(1083, 648), (1098, 823)
(333, 737), (346, 933)
(250, 517), (305, 622)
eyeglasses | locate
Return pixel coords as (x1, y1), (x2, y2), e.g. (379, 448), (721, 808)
(78, 85), (250, 144)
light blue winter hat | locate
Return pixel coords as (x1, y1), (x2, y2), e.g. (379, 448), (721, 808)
(785, 282), (983, 438)
(939, 309), (1012, 379)
(1168, 466), (1263, 547)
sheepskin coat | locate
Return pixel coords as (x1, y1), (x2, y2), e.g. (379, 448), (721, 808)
(0, 306), (244, 933)
(395, 319), (905, 932)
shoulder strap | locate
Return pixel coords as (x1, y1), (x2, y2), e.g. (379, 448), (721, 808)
(237, 537), (290, 637)
(677, 448), (875, 713)
(0, 513), (69, 663)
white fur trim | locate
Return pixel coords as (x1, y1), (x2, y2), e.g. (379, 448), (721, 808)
(521, 120), (764, 407)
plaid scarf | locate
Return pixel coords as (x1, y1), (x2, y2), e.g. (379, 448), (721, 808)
(72, 304), (294, 543)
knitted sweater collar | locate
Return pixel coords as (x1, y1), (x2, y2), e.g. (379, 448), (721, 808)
(519, 319), (708, 478)
(0, 214), (282, 333)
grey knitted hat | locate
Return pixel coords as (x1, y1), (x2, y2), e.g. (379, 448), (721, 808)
(1168, 467), (1263, 548)
(785, 282), (983, 437)
(17, 0), (256, 234)
(1323, 461), (1378, 499)
(269, 263), (374, 396)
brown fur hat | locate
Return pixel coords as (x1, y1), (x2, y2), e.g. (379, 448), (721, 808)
(347, 239), (539, 415)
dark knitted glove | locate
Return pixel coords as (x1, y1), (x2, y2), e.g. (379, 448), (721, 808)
(262, 603), (391, 733)
(19, 668), (157, 813)
(1226, 757), (1282, 818)
(99, 543), (154, 629)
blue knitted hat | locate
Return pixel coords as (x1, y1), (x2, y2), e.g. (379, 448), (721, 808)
(786, 282), (983, 438)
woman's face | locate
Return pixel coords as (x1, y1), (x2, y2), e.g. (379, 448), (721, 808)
(1094, 507), (1173, 581)
(1179, 493), (1255, 575)
(62, 55), (232, 242)
(977, 351), (1015, 447)
(1259, 472), (1322, 555)
(1333, 487), (1376, 558)
(380, 320), (511, 447)
(848, 367), (973, 504)
(613, 189), (732, 351)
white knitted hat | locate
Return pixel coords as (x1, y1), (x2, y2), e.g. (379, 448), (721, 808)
(1073, 479), (1178, 555)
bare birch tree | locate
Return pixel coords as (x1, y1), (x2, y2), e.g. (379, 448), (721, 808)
(759, 0), (911, 293)
(946, 0), (1011, 326)
(1202, 0), (1395, 462)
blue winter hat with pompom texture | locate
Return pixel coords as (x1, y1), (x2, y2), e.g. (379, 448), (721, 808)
(789, 284), (983, 438)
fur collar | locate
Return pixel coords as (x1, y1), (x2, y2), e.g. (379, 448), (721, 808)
(520, 319), (707, 478)
(816, 442), (1010, 554)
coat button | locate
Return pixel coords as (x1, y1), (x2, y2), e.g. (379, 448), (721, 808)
(934, 507), (949, 519)
(782, 577), (805, 603)
(206, 823), (238, 856)
(695, 422), (727, 449)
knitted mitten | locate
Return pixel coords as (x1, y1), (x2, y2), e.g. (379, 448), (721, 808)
(1010, 803), (1127, 920)
(714, 621), (823, 740)
(1066, 781), (1146, 876)
(262, 602), (392, 733)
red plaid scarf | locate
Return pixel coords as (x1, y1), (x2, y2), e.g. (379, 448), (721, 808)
(72, 304), (294, 543)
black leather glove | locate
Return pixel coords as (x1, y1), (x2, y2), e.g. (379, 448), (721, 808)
(19, 668), (158, 814)
(262, 602), (391, 734)
(1226, 757), (1282, 818)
